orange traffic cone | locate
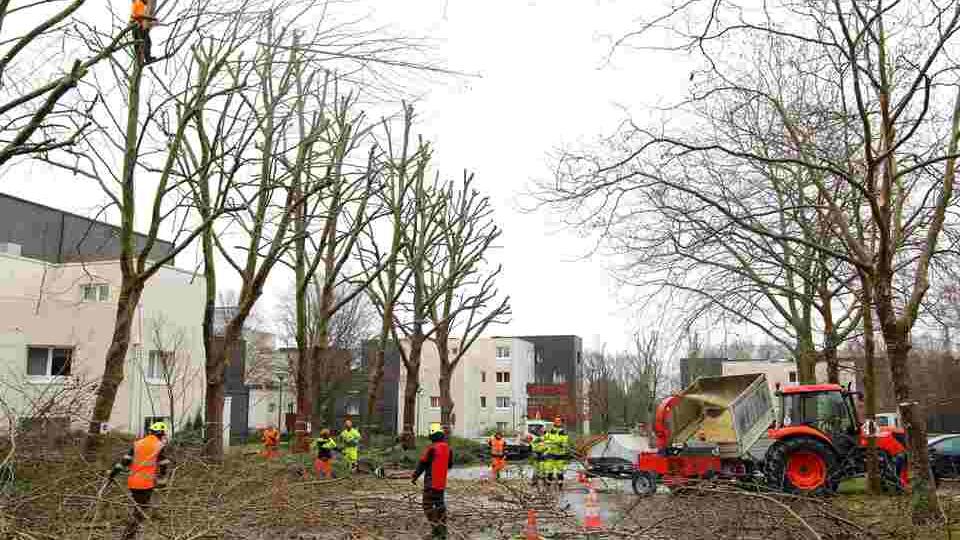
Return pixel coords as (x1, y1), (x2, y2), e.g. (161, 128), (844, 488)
(524, 509), (540, 540)
(583, 484), (603, 529)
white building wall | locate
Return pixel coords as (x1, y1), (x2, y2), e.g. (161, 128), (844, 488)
(0, 253), (205, 436)
(397, 337), (536, 438)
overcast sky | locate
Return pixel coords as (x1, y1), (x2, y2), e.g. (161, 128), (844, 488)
(4, 0), (697, 352)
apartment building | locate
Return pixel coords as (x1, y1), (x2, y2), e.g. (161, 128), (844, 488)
(0, 194), (206, 437)
(520, 335), (585, 433)
(396, 337), (535, 438)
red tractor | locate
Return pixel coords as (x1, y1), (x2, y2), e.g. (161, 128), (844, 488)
(632, 374), (909, 496)
(765, 383), (908, 494)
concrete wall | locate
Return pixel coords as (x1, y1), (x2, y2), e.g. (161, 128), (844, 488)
(0, 252), (205, 436)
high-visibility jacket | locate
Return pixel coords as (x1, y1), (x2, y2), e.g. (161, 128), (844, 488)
(414, 440), (453, 491)
(130, 0), (154, 29)
(126, 434), (168, 490)
(263, 428), (279, 447)
(313, 437), (337, 460)
(543, 428), (569, 458)
(488, 436), (506, 457)
(340, 427), (360, 447)
(531, 435), (548, 457)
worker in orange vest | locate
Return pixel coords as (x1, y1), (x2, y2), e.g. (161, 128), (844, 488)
(488, 431), (507, 480)
(130, 0), (157, 63)
(261, 425), (280, 458)
(109, 421), (171, 540)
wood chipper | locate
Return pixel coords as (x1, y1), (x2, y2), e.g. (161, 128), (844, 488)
(632, 374), (910, 496)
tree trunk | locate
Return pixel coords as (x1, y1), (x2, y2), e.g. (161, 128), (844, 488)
(888, 339), (941, 523)
(860, 276), (881, 494)
(366, 300), (394, 432)
(292, 341), (310, 451)
(84, 276), (144, 456)
(401, 336), (423, 449)
(310, 341), (328, 435)
(796, 342), (817, 384)
(436, 329), (455, 432)
(203, 306), (250, 461)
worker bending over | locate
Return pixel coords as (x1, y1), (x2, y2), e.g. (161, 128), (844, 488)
(488, 431), (507, 480)
(109, 421), (171, 540)
(412, 423), (453, 539)
(130, 0), (157, 63)
(543, 417), (570, 490)
(313, 429), (338, 478)
(339, 419), (361, 471)
(261, 425), (280, 458)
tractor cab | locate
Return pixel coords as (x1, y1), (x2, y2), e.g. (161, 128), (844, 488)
(773, 384), (861, 456)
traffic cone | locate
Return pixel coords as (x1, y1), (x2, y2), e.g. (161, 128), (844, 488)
(524, 509), (540, 540)
(583, 484), (603, 529)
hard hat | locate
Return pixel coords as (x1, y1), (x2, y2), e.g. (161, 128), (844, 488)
(429, 423), (443, 435)
(320, 428), (331, 437)
(149, 421), (168, 434)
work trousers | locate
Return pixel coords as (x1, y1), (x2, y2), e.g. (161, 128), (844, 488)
(491, 455), (506, 478)
(122, 488), (153, 540)
(422, 488), (447, 539)
(133, 25), (153, 62)
(343, 446), (358, 468)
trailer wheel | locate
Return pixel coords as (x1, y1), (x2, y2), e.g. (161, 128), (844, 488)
(632, 471), (657, 496)
(766, 437), (837, 495)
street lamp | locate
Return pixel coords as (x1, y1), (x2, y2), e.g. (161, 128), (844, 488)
(275, 371), (286, 432)
(416, 387), (424, 436)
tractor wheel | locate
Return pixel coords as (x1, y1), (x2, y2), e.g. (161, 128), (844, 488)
(765, 437), (837, 495)
(632, 471), (657, 497)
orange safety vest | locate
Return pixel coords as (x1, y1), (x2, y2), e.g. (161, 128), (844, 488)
(490, 437), (506, 457)
(128, 435), (163, 490)
(263, 428), (279, 446)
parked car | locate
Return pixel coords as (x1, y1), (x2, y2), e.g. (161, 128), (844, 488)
(928, 434), (960, 483)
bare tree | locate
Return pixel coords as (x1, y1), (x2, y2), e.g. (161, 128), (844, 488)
(46, 1), (253, 456)
(428, 173), (511, 433)
(144, 314), (203, 435)
(538, 0), (959, 520)
(361, 106), (425, 432)
(0, 0), (137, 166)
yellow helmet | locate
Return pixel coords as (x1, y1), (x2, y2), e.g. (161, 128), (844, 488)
(149, 421), (168, 435)
(429, 423), (443, 435)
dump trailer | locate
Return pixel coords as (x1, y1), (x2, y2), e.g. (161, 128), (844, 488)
(632, 374), (910, 496)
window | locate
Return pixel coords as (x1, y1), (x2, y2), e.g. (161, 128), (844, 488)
(788, 371), (797, 383)
(480, 396), (487, 408)
(346, 402), (360, 416)
(147, 350), (173, 382)
(80, 283), (110, 302)
(496, 397), (510, 409)
(287, 402), (295, 413)
(430, 396), (441, 408)
(451, 347), (459, 355)
(27, 347), (73, 378)
(481, 371), (486, 383)
(268, 402), (277, 413)
(551, 369), (565, 384)
(496, 422), (509, 433)
(496, 371), (511, 383)
(934, 436), (960, 455)
(781, 391), (854, 434)
(496, 346), (510, 359)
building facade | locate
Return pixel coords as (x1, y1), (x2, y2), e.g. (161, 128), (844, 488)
(0, 194), (205, 438)
(519, 335), (585, 433)
(395, 337), (535, 438)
